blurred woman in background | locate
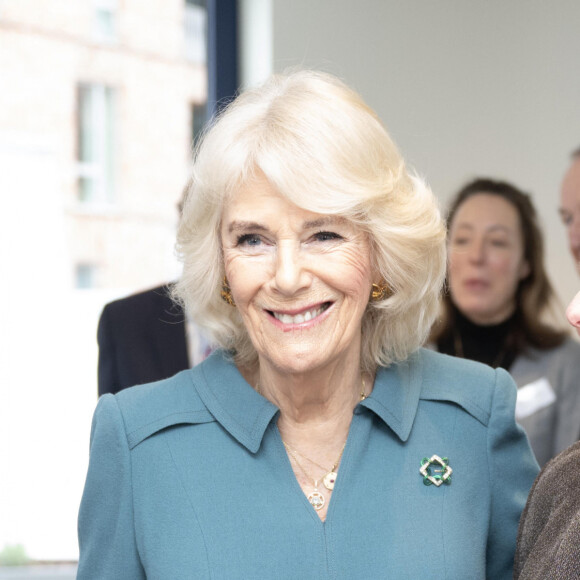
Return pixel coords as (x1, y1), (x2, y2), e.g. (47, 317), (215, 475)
(431, 178), (580, 466)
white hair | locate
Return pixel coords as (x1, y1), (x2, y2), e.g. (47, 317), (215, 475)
(174, 70), (446, 371)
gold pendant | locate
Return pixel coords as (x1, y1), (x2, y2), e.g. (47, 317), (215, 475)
(308, 490), (325, 510)
(323, 471), (337, 490)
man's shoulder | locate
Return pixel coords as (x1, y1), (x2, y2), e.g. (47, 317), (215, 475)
(103, 284), (176, 315)
(538, 440), (580, 484)
(551, 336), (580, 359)
(524, 336), (580, 360)
(98, 284), (184, 333)
(512, 337), (580, 381)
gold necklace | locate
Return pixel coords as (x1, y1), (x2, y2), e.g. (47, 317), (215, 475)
(283, 443), (327, 510)
(283, 440), (347, 491)
(256, 376), (368, 507)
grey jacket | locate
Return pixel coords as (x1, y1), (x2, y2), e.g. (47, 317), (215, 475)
(511, 338), (580, 467)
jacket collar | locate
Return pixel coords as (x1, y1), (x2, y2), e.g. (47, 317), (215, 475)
(192, 349), (423, 453)
(192, 351), (279, 453)
(358, 350), (422, 442)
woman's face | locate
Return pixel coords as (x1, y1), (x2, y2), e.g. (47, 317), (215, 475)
(448, 193), (530, 325)
(220, 174), (374, 375)
(566, 291), (580, 336)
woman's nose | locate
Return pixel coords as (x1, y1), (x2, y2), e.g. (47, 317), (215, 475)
(566, 290), (580, 332)
(467, 239), (485, 263)
(273, 243), (311, 295)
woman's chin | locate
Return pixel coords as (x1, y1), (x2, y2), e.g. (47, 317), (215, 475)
(256, 344), (346, 377)
(260, 352), (325, 375)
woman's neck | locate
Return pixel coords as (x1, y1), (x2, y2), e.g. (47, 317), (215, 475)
(242, 354), (371, 445)
(455, 305), (515, 333)
(240, 352), (375, 523)
(451, 304), (518, 369)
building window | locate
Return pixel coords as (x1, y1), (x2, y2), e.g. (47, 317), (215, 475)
(191, 102), (207, 149)
(93, 0), (118, 43)
(76, 84), (116, 205)
(185, 0), (207, 64)
(75, 263), (99, 289)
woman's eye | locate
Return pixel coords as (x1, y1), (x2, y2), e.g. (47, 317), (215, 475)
(313, 231), (343, 242)
(236, 233), (262, 247)
(450, 237), (469, 246)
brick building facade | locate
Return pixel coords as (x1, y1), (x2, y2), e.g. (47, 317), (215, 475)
(0, 0), (207, 289)
(0, 0), (207, 562)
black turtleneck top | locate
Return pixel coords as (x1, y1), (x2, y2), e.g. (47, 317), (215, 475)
(436, 306), (519, 371)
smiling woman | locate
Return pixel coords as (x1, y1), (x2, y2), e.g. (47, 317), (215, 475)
(220, 177), (373, 377)
(77, 71), (538, 579)
(175, 70), (446, 373)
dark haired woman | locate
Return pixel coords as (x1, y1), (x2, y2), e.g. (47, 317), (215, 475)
(431, 178), (580, 466)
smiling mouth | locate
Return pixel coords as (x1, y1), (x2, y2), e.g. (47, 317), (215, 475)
(268, 302), (331, 325)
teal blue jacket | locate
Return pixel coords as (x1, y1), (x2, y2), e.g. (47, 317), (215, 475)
(77, 349), (538, 579)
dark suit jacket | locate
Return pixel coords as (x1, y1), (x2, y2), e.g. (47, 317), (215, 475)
(97, 284), (189, 396)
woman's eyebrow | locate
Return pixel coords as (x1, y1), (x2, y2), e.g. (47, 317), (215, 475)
(453, 223), (514, 236)
(486, 225), (513, 234)
(303, 216), (345, 229)
(227, 221), (268, 234)
(228, 217), (346, 233)
(452, 223), (474, 232)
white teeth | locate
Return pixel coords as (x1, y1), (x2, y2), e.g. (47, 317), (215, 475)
(272, 305), (325, 324)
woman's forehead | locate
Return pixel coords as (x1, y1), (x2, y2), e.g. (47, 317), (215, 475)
(451, 194), (522, 233)
(224, 182), (350, 227)
(226, 172), (347, 218)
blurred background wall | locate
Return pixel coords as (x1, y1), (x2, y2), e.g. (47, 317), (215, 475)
(241, 0), (580, 305)
(0, 0), (579, 569)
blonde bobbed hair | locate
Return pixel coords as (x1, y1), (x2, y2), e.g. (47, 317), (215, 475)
(174, 70), (446, 372)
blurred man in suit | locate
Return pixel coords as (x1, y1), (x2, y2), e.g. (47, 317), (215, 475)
(97, 284), (211, 395)
(559, 146), (580, 275)
(97, 187), (211, 396)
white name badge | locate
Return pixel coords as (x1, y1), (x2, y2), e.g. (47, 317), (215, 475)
(515, 377), (556, 420)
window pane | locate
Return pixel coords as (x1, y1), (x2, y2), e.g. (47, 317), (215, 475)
(0, 1), (209, 565)
(78, 85), (95, 163)
(94, 9), (116, 41)
(185, 3), (207, 64)
(77, 85), (116, 205)
(93, 0), (117, 42)
(191, 102), (207, 148)
(75, 264), (99, 289)
(104, 87), (115, 203)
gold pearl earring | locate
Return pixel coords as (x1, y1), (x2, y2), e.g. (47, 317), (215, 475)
(371, 282), (390, 301)
(220, 276), (236, 307)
